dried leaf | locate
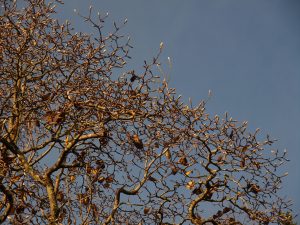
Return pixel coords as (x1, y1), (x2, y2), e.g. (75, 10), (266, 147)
(98, 176), (105, 183)
(132, 134), (143, 149)
(56, 191), (64, 202)
(143, 207), (150, 214)
(186, 180), (195, 190)
(41, 93), (51, 101)
(192, 187), (202, 195)
(171, 166), (178, 175)
(148, 176), (157, 182)
(70, 175), (76, 182)
(106, 176), (114, 183)
(91, 168), (99, 176)
(185, 170), (192, 176)
(179, 157), (188, 166)
(240, 158), (246, 168)
(165, 148), (171, 160)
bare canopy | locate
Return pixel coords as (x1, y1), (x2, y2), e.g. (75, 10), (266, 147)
(0, 0), (294, 224)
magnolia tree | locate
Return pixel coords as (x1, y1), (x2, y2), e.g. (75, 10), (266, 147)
(0, 0), (295, 224)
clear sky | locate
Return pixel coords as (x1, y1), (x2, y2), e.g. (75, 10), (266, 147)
(57, 0), (300, 220)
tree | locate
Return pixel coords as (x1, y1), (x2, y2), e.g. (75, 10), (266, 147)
(0, 0), (295, 224)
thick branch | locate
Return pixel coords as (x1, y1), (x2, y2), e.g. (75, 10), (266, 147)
(0, 184), (13, 223)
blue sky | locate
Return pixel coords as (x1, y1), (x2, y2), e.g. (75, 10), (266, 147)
(57, 0), (300, 219)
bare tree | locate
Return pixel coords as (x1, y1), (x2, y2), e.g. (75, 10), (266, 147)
(0, 0), (295, 224)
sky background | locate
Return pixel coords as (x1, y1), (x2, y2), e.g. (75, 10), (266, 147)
(57, 0), (300, 220)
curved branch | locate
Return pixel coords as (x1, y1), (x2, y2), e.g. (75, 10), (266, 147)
(0, 137), (44, 184)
